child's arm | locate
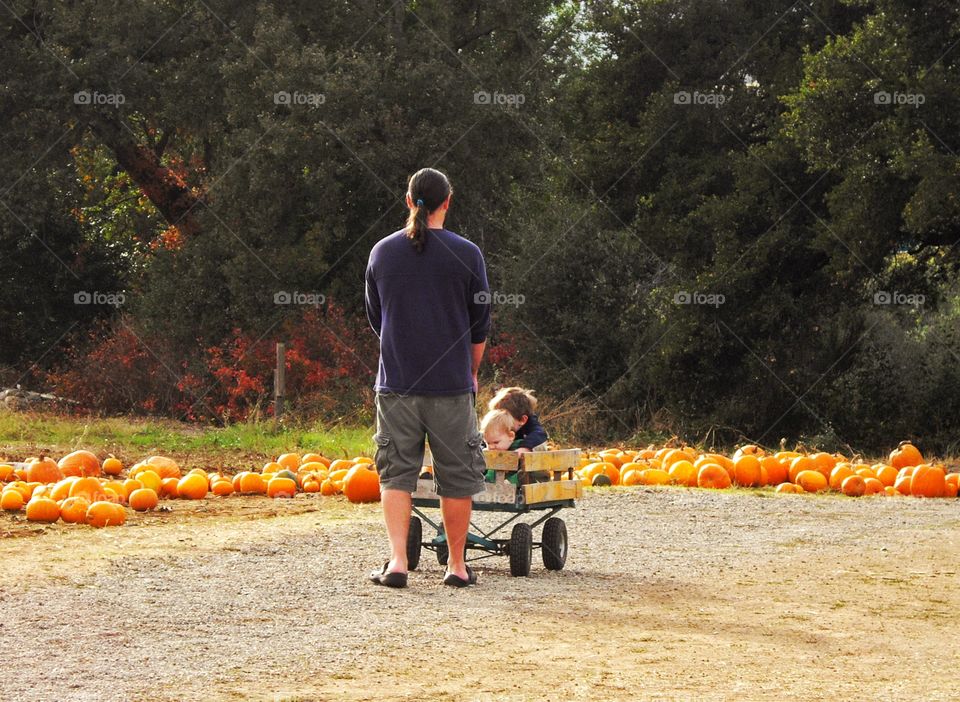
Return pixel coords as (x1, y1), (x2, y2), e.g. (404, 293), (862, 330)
(516, 414), (548, 450)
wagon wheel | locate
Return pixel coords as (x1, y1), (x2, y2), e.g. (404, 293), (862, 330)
(436, 539), (467, 566)
(541, 517), (567, 571)
(509, 522), (533, 577)
(407, 516), (422, 571)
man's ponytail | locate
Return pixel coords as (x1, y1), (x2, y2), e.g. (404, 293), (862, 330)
(405, 198), (431, 253)
(404, 168), (452, 253)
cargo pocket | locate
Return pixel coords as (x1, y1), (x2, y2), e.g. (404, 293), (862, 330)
(373, 432), (393, 482)
(466, 432), (487, 479)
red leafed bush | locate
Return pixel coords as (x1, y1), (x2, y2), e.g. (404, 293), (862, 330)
(45, 303), (378, 422)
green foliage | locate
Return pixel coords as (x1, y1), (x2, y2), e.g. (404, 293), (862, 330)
(4, 0), (960, 451)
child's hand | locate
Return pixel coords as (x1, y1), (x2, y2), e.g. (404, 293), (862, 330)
(516, 447), (531, 454)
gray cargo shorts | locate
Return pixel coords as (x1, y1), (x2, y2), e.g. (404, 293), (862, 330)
(373, 392), (486, 498)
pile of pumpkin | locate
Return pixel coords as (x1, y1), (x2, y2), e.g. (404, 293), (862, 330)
(0, 450), (381, 528)
(578, 441), (959, 498)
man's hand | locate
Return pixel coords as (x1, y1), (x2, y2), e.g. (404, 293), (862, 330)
(472, 372), (479, 394)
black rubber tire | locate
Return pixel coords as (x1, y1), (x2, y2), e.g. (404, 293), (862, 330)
(509, 522), (533, 577)
(406, 516), (422, 571)
(541, 517), (567, 570)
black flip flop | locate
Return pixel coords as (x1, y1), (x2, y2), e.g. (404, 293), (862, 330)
(442, 565), (477, 588)
(370, 561), (408, 588)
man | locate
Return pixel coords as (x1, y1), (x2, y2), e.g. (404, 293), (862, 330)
(365, 167), (490, 588)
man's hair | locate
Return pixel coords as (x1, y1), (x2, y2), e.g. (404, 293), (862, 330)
(488, 386), (538, 419)
(480, 409), (515, 436)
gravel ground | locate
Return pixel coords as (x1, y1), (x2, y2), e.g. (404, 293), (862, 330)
(0, 488), (958, 701)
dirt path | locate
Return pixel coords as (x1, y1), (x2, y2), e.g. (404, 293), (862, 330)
(1, 489), (958, 701)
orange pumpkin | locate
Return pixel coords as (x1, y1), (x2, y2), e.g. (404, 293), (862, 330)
(177, 473), (208, 500)
(909, 464), (946, 498)
(239, 472), (266, 495)
(0, 464), (13, 482)
(795, 470), (828, 493)
(775, 482), (798, 494)
(890, 442), (922, 470)
(276, 453), (301, 471)
(86, 500), (126, 527)
(128, 488), (159, 512)
(840, 475), (866, 497)
(160, 477), (180, 498)
(697, 464), (731, 489)
(211, 479), (234, 496)
(69, 477), (107, 503)
(328, 459), (355, 473)
(875, 464), (898, 487)
(342, 465), (381, 503)
(667, 460), (697, 486)
(50, 477), (79, 501)
(1, 488), (25, 511)
(320, 478), (339, 496)
(733, 455), (762, 487)
(637, 468), (670, 486)
(25, 496), (60, 522)
(761, 456), (788, 486)
(267, 477), (298, 498)
(829, 464), (854, 491)
(788, 456), (814, 483)
(810, 452), (836, 478)
(102, 455), (123, 476)
(863, 477), (884, 495)
(57, 450), (101, 477)
(60, 496), (90, 523)
(144, 456), (181, 479)
(26, 454), (63, 484)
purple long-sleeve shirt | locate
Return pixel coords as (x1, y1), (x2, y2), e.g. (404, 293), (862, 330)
(365, 227), (491, 395)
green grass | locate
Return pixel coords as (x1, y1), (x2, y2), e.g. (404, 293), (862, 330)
(0, 409), (373, 461)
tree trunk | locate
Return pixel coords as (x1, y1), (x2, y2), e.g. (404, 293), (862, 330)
(89, 115), (203, 237)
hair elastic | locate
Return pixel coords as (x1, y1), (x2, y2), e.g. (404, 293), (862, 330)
(415, 198), (424, 207)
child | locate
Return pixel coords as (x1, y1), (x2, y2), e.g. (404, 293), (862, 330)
(480, 409), (522, 485)
(488, 387), (548, 452)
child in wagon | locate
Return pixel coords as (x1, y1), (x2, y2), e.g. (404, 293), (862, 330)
(480, 387), (549, 484)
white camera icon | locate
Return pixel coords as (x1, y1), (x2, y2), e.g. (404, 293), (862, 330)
(274, 91), (291, 105)
(474, 91), (491, 105)
(474, 290), (492, 304)
(673, 91), (691, 105)
(673, 291), (691, 304)
(274, 290), (292, 304)
(74, 291), (91, 304)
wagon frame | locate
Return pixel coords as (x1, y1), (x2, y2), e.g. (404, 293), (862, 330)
(409, 448), (582, 577)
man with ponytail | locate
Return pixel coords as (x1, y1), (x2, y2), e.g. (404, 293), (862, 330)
(365, 167), (491, 588)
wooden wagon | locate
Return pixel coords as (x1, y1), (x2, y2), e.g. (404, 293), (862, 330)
(409, 448), (582, 577)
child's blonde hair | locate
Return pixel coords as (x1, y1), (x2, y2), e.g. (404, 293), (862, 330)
(488, 386), (538, 419)
(480, 409), (515, 437)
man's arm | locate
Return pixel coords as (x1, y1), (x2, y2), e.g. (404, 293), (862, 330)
(470, 341), (485, 393)
(364, 262), (381, 338)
